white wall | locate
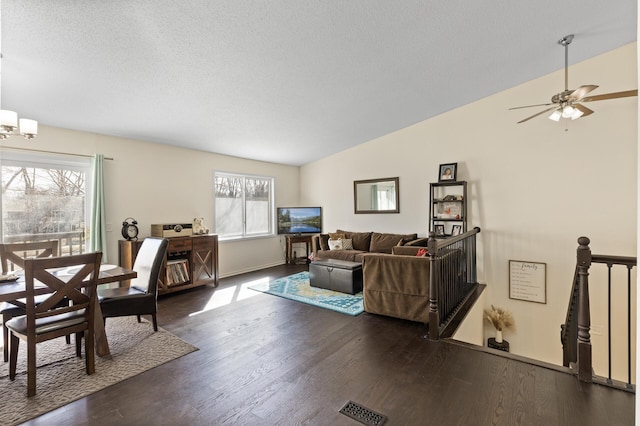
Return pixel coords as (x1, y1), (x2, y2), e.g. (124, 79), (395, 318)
(0, 127), (300, 277)
(300, 43), (638, 373)
(452, 288), (486, 346)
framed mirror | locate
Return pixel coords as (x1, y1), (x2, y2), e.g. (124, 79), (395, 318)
(354, 177), (399, 214)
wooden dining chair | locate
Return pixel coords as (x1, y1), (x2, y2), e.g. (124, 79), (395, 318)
(0, 240), (60, 274)
(0, 240), (70, 363)
(98, 237), (168, 331)
(5, 251), (102, 397)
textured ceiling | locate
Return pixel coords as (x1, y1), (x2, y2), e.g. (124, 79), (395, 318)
(1, 1), (637, 166)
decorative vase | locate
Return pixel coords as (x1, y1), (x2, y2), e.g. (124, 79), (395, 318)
(495, 329), (503, 343)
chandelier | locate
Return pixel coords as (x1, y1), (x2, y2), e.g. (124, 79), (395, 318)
(0, 109), (37, 139)
(0, 31), (37, 139)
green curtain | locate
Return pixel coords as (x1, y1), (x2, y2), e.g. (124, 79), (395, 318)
(90, 154), (107, 262)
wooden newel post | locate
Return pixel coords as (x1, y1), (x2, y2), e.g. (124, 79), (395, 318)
(428, 232), (439, 340)
(576, 236), (593, 382)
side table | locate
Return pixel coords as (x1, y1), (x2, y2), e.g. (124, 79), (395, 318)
(488, 338), (509, 352)
(285, 234), (312, 264)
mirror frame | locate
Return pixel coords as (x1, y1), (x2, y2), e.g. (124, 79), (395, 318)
(353, 177), (400, 214)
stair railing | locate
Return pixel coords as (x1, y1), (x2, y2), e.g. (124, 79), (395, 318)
(427, 226), (480, 340)
(563, 236), (636, 389)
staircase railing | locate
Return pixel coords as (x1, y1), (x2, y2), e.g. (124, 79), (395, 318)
(427, 226), (480, 340)
(561, 236), (636, 390)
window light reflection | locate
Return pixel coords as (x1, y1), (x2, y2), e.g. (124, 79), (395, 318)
(188, 277), (270, 316)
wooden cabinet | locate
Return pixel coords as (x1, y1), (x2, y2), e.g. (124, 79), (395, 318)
(429, 181), (467, 238)
(119, 234), (218, 295)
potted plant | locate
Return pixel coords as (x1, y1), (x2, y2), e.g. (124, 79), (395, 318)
(484, 305), (514, 343)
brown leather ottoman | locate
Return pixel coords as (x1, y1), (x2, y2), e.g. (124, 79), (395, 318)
(309, 259), (363, 294)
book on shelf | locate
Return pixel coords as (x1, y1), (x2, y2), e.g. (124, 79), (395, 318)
(166, 259), (189, 286)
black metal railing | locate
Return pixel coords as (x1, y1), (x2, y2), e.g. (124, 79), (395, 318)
(561, 236), (636, 390)
(427, 226), (480, 339)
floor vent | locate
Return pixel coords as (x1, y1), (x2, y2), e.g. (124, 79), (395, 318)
(339, 401), (387, 426)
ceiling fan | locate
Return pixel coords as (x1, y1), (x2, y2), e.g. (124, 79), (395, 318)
(510, 34), (638, 124)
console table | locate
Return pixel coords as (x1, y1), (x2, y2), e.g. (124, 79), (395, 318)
(285, 234), (312, 264)
(119, 234), (218, 295)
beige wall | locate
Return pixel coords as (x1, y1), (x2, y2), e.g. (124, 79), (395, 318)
(300, 43), (638, 373)
(0, 126), (301, 277)
(0, 41), (635, 377)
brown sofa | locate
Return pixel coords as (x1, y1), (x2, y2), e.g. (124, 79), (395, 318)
(310, 230), (423, 262)
(361, 248), (431, 322)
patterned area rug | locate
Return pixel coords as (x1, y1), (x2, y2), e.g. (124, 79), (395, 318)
(0, 316), (198, 426)
(249, 271), (364, 316)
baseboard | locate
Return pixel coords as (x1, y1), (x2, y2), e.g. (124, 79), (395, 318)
(219, 261), (287, 279)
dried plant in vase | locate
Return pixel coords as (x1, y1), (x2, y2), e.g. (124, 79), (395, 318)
(484, 305), (514, 343)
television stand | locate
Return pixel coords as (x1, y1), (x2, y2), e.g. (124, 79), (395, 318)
(285, 234), (312, 264)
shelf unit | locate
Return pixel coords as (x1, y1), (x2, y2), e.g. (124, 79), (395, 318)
(119, 234), (218, 295)
(429, 181), (467, 238)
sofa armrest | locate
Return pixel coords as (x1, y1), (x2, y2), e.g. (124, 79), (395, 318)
(361, 253), (431, 322)
(362, 253), (431, 294)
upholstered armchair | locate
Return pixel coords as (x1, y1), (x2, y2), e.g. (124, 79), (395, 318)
(98, 237), (168, 331)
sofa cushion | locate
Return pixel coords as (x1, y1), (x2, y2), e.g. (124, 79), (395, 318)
(328, 232), (346, 240)
(336, 230), (372, 251)
(370, 232), (418, 254)
(315, 249), (366, 262)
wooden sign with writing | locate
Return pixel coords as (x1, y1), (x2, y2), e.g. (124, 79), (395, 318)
(509, 260), (546, 304)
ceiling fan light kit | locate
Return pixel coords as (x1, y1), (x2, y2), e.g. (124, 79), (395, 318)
(510, 34), (637, 124)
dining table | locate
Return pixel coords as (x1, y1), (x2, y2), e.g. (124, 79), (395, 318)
(0, 264), (137, 358)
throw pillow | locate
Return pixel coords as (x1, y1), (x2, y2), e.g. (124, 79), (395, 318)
(341, 238), (353, 250)
(329, 232), (346, 241)
(416, 248), (429, 257)
(328, 239), (343, 250)
(319, 234), (330, 251)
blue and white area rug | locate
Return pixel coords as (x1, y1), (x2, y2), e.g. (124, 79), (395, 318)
(249, 271), (364, 316)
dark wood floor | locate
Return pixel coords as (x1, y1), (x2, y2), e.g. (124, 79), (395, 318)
(26, 264), (634, 425)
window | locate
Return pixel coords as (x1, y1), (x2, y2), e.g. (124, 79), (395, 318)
(214, 172), (273, 239)
(0, 151), (91, 254)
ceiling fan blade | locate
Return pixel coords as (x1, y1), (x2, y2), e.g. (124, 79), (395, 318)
(517, 106), (558, 124)
(574, 103), (594, 117)
(581, 89), (638, 102)
(569, 85), (599, 100)
(509, 102), (554, 110)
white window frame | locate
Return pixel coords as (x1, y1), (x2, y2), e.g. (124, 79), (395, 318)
(213, 171), (274, 240)
(0, 150), (92, 245)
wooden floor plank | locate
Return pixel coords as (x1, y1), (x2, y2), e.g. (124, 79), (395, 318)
(22, 264), (634, 425)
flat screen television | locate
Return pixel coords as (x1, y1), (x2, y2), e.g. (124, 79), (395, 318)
(277, 207), (322, 235)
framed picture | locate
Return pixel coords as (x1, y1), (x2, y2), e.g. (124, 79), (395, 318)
(509, 260), (547, 304)
(438, 163), (457, 182)
(434, 224), (445, 237)
(436, 202), (462, 219)
(451, 225), (462, 236)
